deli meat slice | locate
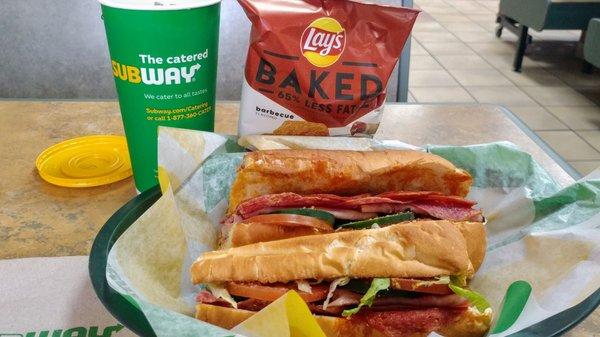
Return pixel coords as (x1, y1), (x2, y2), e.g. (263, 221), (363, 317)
(327, 289), (363, 308)
(196, 290), (218, 303)
(237, 298), (271, 311)
(196, 291), (232, 307)
(215, 300), (468, 336)
(372, 294), (469, 309)
(343, 191), (441, 206)
(409, 203), (483, 222)
(360, 203), (483, 222)
(236, 193), (349, 217)
(380, 191), (477, 207)
(356, 307), (465, 337)
(231, 191), (481, 222)
(233, 298), (345, 314)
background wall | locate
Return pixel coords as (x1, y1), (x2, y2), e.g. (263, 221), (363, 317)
(0, 0), (400, 100)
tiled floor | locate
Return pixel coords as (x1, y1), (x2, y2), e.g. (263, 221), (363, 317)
(409, 0), (600, 176)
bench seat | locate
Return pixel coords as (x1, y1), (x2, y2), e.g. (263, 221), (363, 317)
(584, 18), (600, 68)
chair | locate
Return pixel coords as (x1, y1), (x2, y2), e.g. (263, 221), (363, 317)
(496, 0), (600, 72)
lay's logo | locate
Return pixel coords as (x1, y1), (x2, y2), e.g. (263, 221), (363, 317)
(300, 17), (346, 67)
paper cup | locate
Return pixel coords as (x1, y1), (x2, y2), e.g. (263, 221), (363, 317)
(99, 0), (220, 192)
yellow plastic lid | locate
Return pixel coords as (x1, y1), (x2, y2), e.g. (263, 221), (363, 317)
(36, 135), (133, 187)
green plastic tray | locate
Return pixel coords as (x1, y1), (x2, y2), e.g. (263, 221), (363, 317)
(89, 185), (161, 337)
(89, 185), (599, 337)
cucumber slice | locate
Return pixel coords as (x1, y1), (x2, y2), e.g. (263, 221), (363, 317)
(338, 212), (415, 229)
(272, 208), (335, 225)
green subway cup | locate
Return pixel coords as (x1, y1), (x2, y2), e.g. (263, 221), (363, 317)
(99, 0), (220, 192)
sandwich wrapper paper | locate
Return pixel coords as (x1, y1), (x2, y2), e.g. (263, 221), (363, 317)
(0, 256), (137, 337)
(105, 126), (600, 337)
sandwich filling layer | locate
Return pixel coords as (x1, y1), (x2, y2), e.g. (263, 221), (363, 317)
(196, 277), (488, 337)
(222, 191), (483, 247)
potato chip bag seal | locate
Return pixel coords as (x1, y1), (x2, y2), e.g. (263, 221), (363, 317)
(237, 0), (419, 136)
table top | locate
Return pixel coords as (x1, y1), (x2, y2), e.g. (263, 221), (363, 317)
(0, 100), (578, 258)
(1, 100), (596, 335)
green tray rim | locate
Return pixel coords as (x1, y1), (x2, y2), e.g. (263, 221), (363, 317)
(89, 185), (599, 337)
(89, 185), (161, 337)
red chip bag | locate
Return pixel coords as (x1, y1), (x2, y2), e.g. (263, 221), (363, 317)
(237, 0), (419, 136)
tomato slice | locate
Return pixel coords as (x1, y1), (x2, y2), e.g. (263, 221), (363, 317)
(226, 282), (329, 302)
(390, 278), (453, 295)
(242, 214), (333, 231)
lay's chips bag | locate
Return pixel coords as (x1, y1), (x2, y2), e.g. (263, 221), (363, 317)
(237, 0), (419, 136)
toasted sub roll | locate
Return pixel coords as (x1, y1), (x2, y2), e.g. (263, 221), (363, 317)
(221, 220), (486, 273)
(191, 220), (474, 284)
(454, 221), (487, 272)
(223, 222), (333, 248)
(227, 150), (473, 214)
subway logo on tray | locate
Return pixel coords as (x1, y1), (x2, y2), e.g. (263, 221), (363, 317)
(0, 324), (124, 337)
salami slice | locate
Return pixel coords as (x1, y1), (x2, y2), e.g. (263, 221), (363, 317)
(231, 191), (482, 222)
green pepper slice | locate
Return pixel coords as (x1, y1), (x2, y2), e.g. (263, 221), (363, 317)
(338, 212), (415, 229)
